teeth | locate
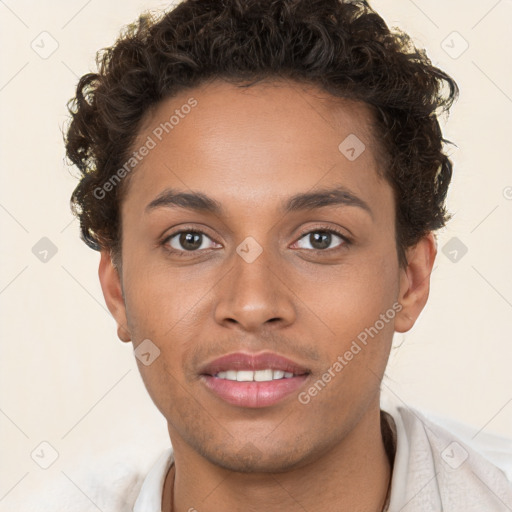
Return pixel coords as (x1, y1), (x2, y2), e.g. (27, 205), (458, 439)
(236, 370), (254, 382)
(215, 369), (296, 381)
(254, 369), (273, 381)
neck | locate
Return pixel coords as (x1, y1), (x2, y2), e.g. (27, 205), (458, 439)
(163, 399), (392, 512)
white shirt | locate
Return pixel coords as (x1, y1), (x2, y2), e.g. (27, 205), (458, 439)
(23, 393), (512, 511)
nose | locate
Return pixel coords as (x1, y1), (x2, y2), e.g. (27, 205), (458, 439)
(213, 244), (296, 332)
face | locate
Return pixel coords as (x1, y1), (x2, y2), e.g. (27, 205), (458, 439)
(99, 79), (433, 473)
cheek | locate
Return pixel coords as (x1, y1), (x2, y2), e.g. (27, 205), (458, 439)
(302, 255), (399, 335)
(295, 269), (398, 423)
(303, 255), (400, 394)
(122, 255), (203, 337)
(121, 260), (209, 391)
(122, 265), (200, 414)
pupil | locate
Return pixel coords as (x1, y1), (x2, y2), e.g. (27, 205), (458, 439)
(180, 232), (202, 250)
(311, 231), (331, 250)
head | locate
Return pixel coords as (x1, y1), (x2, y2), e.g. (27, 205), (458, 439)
(65, 0), (457, 472)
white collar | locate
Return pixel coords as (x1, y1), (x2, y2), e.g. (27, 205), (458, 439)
(133, 447), (173, 512)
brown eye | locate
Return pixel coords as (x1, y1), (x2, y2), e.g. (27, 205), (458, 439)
(164, 230), (217, 252)
(294, 229), (348, 251)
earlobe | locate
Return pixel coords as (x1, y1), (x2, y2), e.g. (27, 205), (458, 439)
(98, 250), (131, 343)
(394, 233), (437, 333)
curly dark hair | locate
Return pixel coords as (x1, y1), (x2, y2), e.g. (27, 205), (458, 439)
(64, 0), (458, 269)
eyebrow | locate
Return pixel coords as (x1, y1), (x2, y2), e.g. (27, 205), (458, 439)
(145, 185), (373, 218)
(284, 186), (373, 218)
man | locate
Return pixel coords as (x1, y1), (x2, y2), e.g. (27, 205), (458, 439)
(63, 0), (512, 510)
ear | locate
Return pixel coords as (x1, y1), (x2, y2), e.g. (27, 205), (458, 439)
(394, 232), (437, 333)
(98, 249), (131, 342)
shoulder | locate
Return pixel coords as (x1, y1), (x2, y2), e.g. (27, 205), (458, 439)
(19, 447), (163, 512)
(420, 407), (512, 481)
(381, 392), (512, 511)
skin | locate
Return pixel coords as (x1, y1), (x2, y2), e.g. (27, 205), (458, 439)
(98, 79), (436, 512)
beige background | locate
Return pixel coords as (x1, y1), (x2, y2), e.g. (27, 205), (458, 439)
(1, 0), (511, 508)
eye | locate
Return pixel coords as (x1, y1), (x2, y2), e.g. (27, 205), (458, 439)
(163, 230), (219, 253)
(293, 228), (349, 251)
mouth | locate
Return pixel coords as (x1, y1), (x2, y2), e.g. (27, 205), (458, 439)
(199, 352), (311, 408)
(213, 369), (298, 381)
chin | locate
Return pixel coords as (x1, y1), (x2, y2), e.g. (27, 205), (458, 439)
(199, 441), (316, 474)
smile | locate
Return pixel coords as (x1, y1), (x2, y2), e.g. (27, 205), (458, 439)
(200, 352), (311, 408)
(214, 369), (296, 381)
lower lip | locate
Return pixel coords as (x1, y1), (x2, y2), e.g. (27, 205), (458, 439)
(201, 375), (308, 408)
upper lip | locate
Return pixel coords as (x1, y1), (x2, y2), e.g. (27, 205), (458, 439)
(199, 352), (311, 376)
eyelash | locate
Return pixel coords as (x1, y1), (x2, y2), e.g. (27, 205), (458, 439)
(161, 225), (352, 257)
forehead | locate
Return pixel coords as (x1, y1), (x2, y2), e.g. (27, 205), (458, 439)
(122, 79), (390, 217)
